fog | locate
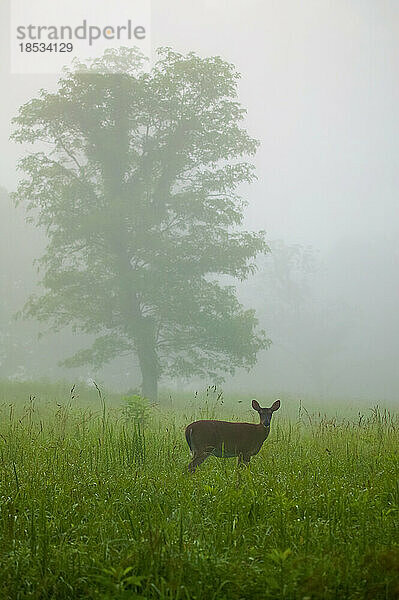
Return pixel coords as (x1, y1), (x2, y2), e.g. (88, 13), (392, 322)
(0, 1), (398, 402)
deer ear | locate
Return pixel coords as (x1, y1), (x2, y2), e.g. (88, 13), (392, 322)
(252, 399), (261, 412)
(271, 399), (281, 412)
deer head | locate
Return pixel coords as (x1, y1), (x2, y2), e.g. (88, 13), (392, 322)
(251, 399), (280, 427)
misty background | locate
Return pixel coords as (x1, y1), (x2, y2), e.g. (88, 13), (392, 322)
(0, 1), (398, 402)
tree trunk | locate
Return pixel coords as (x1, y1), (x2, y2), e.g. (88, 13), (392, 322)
(141, 365), (158, 402)
(136, 320), (159, 401)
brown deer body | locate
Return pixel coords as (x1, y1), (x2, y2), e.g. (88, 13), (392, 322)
(185, 399), (280, 472)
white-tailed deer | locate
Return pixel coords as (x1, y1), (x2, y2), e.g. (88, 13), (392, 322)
(185, 399), (280, 472)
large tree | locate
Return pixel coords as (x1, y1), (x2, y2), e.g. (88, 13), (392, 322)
(12, 47), (269, 399)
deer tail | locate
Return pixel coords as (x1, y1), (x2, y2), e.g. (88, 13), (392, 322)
(185, 426), (193, 452)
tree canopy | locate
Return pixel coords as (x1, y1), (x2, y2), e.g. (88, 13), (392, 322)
(12, 47), (270, 399)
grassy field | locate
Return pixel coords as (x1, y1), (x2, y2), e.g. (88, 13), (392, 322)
(0, 382), (398, 599)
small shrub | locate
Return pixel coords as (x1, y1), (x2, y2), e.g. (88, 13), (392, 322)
(122, 394), (152, 427)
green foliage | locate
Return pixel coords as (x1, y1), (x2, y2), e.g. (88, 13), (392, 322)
(11, 47), (270, 398)
(122, 394), (152, 427)
(0, 384), (398, 599)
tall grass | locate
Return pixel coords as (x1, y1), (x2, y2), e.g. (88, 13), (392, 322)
(0, 383), (398, 599)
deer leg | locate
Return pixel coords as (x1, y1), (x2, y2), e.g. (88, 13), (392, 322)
(238, 454), (251, 467)
(188, 450), (211, 473)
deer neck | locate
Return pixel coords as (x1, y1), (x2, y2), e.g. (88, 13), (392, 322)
(258, 423), (270, 439)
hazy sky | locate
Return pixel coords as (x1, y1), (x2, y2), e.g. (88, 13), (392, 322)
(1, 0), (398, 251)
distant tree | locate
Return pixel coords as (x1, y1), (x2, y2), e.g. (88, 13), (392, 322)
(239, 240), (357, 398)
(12, 47), (269, 399)
(242, 240), (317, 323)
(0, 186), (37, 379)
